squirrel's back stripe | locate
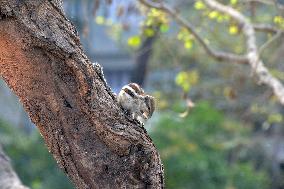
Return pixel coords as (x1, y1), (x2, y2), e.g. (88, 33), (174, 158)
(123, 88), (135, 98)
(128, 83), (144, 95)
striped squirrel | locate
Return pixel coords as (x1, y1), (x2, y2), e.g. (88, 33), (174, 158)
(118, 83), (155, 125)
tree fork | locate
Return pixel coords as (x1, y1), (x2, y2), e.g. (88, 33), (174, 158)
(0, 0), (164, 188)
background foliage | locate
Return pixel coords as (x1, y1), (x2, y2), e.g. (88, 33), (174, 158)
(151, 101), (270, 189)
(0, 101), (271, 188)
(0, 120), (74, 189)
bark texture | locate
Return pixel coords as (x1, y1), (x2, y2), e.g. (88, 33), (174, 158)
(0, 145), (29, 189)
(0, 0), (164, 188)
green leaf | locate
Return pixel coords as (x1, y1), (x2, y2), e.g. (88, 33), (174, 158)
(177, 28), (193, 44)
(160, 24), (169, 33)
(144, 28), (155, 37)
(175, 71), (187, 84)
(268, 113), (283, 123)
(175, 71), (199, 92)
(217, 15), (225, 23)
(176, 71), (190, 92)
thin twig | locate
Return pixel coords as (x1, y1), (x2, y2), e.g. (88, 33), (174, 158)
(253, 24), (280, 34)
(259, 31), (283, 55)
(241, 0), (284, 10)
(252, 31), (283, 77)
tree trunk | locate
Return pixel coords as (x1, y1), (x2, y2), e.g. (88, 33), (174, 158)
(131, 35), (157, 86)
(0, 145), (29, 189)
(0, 0), (164, 188)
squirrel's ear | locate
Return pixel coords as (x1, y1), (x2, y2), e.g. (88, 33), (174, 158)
(145, 95), (155, 117)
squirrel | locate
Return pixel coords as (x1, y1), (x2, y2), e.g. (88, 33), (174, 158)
(117, 83), (155, 125)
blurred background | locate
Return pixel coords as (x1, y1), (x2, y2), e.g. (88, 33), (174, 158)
(0, 0), (284, 188)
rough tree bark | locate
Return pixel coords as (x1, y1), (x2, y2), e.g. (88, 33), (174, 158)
(0, 145), (29, 189)
(0, 0), (164, 188)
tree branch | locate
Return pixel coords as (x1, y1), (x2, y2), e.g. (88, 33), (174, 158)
(203, 0), (284, 105)
(139, 0), (284, 105)
(0, 1), (164, 188)
(253, 24), (281, 34)
(139, 0), (249, 64)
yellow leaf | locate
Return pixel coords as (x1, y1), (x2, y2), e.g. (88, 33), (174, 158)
(150, 8), (160, 17)
(127, 36), (141, 47)
(273, 16), (283, 24)
(175, 71), (187, 85)
(95, 16), (105, 25)
(230, 0), (238, 5)
(175, 71), (199, 92)
(268, 113), (283, 123)
(208, 11), (219, 19)
(194, 1), (206, 10)
(145, 18), (153, 26)
(175, 72), (190, 92)
(184, 40), (193, 49)
(229, 25), (238, 35)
